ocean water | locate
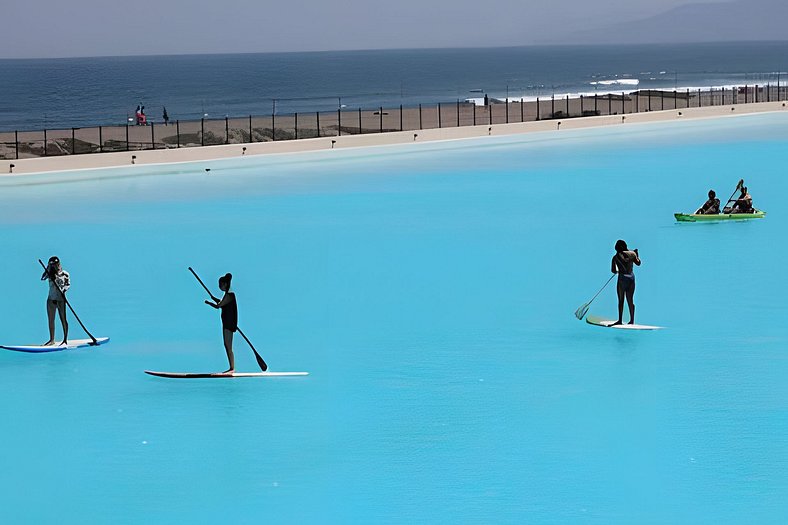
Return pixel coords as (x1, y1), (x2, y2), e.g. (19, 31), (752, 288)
(1, 42), (788, 131)
(2, 112), (788, 523)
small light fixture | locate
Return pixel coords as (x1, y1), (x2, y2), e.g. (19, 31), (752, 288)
(488, 126), (492, 135)
(331, 139), (336, 149)
(557, 122), (561, 130)
(205, 168), (211, 172)
(678, 112), (682, 116)
(131, 155), (136, 164)
(413, 133), (418, 141)
(9, 163), (15, 173)
(732, 107), (735, 111)
(242, 147), (247, 155)
(621, 115), (626, 123)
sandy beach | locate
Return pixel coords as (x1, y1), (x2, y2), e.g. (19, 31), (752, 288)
(1, 92), (785, 176)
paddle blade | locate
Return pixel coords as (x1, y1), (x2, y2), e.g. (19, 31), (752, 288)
(574, 303), (590, 320)
(254, 351), (268, 372)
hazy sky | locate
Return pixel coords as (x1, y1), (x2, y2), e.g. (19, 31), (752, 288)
(0, 0), (762, 58)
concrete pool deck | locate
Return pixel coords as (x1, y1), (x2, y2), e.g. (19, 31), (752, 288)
(2, 100), (786, 176)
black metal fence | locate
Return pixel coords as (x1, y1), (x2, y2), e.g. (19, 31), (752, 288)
(1, 85), (785, 160)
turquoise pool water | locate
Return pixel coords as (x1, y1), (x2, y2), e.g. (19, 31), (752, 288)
(2, 113), (788, 523)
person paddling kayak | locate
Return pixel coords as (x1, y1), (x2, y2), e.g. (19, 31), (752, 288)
(41, 256), (69, 345)
(696, 189), (720, 215)
(730, 186), (754, 214)
(611, 240), (641, 326)
(204, 273), (237, 374)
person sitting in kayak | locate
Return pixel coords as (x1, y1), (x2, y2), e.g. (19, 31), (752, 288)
(204, 273), (237, 374)
(696, 189), (720, 214)
(730, 186), (754, 214)
(611, 240), (641, 326)
(41, 255), (69, 345)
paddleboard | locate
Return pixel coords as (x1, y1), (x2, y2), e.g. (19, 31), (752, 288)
(0, 337), (110, 353)
(586, 315), (662, 330)
(144, 370), (309, 379)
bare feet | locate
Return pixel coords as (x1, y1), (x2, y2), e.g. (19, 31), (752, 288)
(43, 340), (55, 346)
(60, 340), (68, 346)
(628, 320), (635, 325)
(221, 369), (235, 375)
(611, 320), (623, 326)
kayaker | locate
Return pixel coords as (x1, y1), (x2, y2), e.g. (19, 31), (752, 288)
(730, 186), (754, 213)
(204, 273), (237, 374)
(696, 189), (720, 214)
(611, 240), (641, 326)
(40, 255), (69, 345)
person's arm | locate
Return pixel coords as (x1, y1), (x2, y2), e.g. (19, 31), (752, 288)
(611, 256), (618, 274)
(61, 272), (70, 293)
(205, 293), (231, 309)
(633, 249), (641, 266)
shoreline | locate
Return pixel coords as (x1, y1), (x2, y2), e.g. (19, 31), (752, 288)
(1, 100), (786, 177)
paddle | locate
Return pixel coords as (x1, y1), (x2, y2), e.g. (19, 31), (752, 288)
(38, 259), (98, 345)
(188, 267), (268, 372)
(722, 178), (744, 214)
(574, 274), (616, 320)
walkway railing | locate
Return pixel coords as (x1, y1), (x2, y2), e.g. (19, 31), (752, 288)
(0, 85), (784, 160)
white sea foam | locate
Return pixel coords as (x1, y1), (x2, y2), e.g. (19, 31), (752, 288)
(590, 79), (640, 86)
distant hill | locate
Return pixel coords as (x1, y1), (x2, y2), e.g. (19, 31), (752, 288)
(552, 0), (787, 45)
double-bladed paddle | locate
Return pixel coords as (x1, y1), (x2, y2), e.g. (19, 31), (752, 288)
(38, 259), (98, 345)
(188, 267), (268, 372)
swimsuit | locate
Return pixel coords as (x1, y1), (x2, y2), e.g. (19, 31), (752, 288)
(220, 293), (238, 332)
(48, 271), (70, 302)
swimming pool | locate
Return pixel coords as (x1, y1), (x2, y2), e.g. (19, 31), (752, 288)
(1, 113), (787, 523)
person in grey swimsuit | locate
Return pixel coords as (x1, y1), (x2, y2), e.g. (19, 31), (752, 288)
(41, 255), (69, 345)
(611, 240), (641, 326)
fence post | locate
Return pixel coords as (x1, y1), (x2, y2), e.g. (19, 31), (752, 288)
(686, 88), (690, 108)
(608, 94), (612, 115)
(661, 90), (664, 110)
(176, 120), (180, 148)
(755, 84), (759, 103)
(272, 113), (276, 141)
(400, 104), (403, 131)
(295, 113), (299, 140)
(580, 95), (584, 115)
(565, 95), (569, 117)
(419, 104), (422, 130)
(506, 99), (510, 123)
(151, 122), (155, 149)
(71, 128), (76, 155)
(201, 118), (205, 146)
(456, 100), (460, 127)
(537, 98), (540, 121)
(379, 107), (383, 132)
(438, 103), (442, 128)
(338, 109), (342, 136)
(99, 126), (103, 153)
(249, 115), (253, 143)
(710, 88), (714, 106)
(648, 91), (651, 111)
(317, 112), (321, 138)
(44, 129), (48, 156)
(744, 85), (748, 104)
(551, 94), (555, 117)
(473, 103), (476, 126)
(358, 108), (362, 135)
(15, 130), (19, 159)
(225, 117), (229, 144)
(520, 99), (524, 122)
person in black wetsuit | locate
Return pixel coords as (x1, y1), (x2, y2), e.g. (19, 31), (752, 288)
(204, 273), (237, 373)
(611, 240), (641, 326)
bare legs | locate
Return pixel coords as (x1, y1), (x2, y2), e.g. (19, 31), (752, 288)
(44, 299), (68, 345)
(222, 328), (235, 374)
(614, 279), (636, 325)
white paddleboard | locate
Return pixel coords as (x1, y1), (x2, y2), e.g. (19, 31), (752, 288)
(586, 315), (663, 330)
(145, 370), (309, 379)
(0, 337), (110, 353)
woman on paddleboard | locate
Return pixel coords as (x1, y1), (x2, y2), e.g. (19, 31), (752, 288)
(204, 273), (237, 374)
(611, 240), (640, 326)
(41, 256), (69, 345)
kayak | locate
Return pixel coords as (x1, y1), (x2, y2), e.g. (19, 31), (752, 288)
(674, 209), (765, 222)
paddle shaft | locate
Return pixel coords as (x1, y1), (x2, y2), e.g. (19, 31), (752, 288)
(588, 274), (616, 304)
(38, 259), (98, 344)
(723, 179), (744, 209)
(188, 267), (268, 371)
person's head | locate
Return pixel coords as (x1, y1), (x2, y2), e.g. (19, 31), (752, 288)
(708, 189), (716, 199)
(218, 273), (232, 292)
(615, 240), (627, 253)
(48, 256), (61, 271)
(741, 186), (748, 196)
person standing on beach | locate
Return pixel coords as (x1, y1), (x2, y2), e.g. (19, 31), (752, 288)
(696, 189), (720, 214)
(41, 256), (69, 345)
(611, 240), (641, 326)
(163, 107), (169, 126)
(204, 273), (237, 373)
